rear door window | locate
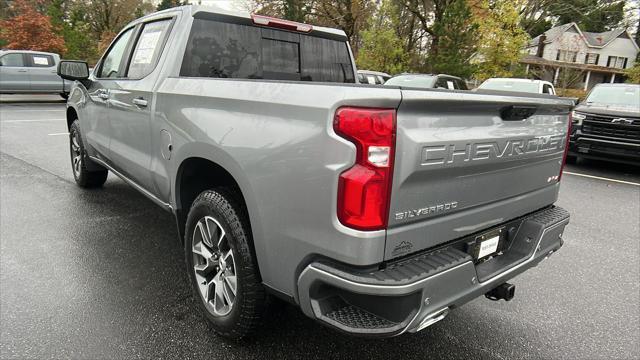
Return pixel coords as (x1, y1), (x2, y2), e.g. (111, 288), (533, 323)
(180, 17), (354, 83)
(434, 78), (448, 89)
(455, 79), (468, 90)
(28, 54), (54, 67)
(0, 53), (25, 67)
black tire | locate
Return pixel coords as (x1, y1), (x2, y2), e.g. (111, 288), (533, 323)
(69, 120), (108, 188)
(565, 154), (578, 164)
(185, 189), (266, 339)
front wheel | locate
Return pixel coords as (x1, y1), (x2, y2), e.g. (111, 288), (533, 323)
(185, 189), (266, 339)
(69, 120), (108, 187)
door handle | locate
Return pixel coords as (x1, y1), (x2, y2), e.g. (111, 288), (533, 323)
(98, 92), (109, 100)
(132, 97), (148, 107)
(17, 69), (27, 73)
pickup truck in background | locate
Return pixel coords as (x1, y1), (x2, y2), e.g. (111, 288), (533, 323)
(477, 78), (556, 95)
(569, 83), (640, 164)
(58, 5), (573, 339)
(384, 73), (469, 90)
(0, 50), (70, 98)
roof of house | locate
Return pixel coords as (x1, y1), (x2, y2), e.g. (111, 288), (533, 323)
(528, 23), (638, 50)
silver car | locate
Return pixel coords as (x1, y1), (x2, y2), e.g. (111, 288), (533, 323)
(0, 50), (70, 98)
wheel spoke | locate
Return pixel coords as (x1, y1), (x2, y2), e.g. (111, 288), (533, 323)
(196, 221), (213, 249)
(222, 249), (233, 264)
(223, 275), (237, 296)
(192, 240), (213, 260)
(217, 230), (226, 250)
(213, 274), (226, 312)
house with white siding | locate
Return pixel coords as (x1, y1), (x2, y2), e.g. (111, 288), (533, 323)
(522, 23), (639, 90)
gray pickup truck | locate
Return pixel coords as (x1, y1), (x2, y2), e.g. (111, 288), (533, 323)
(0, 50), (70, 98)
(58, 5), (573, 339)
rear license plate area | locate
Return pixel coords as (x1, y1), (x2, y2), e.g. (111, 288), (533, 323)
(467, 227), (507, 262)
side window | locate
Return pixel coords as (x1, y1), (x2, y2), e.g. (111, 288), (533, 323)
(0, 53), (25, 67)
(456, 80), (468, 90)
(435, 78), (448, 89)
(28, 54), (54, 67)
(543, 84), (554, 94)
(127, 19), (172, 79)
(97, 27), (134, 78)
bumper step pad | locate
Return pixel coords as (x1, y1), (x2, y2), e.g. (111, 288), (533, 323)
(325, 304), (397, 329)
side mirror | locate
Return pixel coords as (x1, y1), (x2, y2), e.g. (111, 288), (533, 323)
(57, 60), (89, 81)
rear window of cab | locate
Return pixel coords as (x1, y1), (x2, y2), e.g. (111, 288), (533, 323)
(180, 17), (355, 83)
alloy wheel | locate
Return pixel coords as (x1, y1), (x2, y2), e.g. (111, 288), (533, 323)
(70, 131), (82, 177)
(192, 216), (238, 316)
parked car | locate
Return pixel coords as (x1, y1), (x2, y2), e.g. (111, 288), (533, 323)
(0, 50), (70, 98)
(569, 83), (640, 164)
(477, 78), (556, 95)
(58, 6), (573, 339)
(357, 70), (391, 84)
(384, 73), (468, 90)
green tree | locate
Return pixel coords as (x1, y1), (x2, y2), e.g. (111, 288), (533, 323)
(47, 0), (97, 61)
(474, 0), (530, 81)
(356, 0), (407, 74)
(520, 0), (626, 36)
(625, 63), (640, 84)
(157, 0), (186, 11)
(428, 0), (478, 78)
(254, 0), (314, 22)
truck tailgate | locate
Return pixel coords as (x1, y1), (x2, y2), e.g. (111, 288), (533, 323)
(385, 89), (574, 260)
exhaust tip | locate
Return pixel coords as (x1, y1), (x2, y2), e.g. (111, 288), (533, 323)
(485, 283), (515, 301)
(414, 307), (449, 332)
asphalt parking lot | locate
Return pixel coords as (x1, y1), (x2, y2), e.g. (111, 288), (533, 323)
(1, 96), (639, 359)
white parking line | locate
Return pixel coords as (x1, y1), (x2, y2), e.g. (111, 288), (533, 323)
(1, 119), (65, 123)
(0, 109), (65, 112)
(564, 171), (640, 187)
(48, 132), (69, 136)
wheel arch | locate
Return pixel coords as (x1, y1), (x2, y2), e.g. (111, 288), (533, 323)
(66, 106), (78, 130)
(173, 152), (260, 247)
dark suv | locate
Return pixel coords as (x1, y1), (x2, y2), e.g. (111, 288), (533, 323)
(569, 84), (640, 164)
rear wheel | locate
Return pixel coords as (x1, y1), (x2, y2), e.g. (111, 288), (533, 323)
(185, 189), (266, 339)
(69, 120), (108, 188)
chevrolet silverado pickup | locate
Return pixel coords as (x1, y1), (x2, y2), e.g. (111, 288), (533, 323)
(58, 5), (573, 339)
(0, 50), (70, 98)
(569, 83), (640, 164)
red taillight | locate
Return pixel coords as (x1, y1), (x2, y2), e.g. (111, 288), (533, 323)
(334, 107), (396, 231)
(558, 112), (572, 181)
(251, 14), (313, 32)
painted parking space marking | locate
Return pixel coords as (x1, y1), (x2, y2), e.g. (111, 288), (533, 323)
(564, 171), (640, 187)
(0, 109), (65, 112)
(1, 119), (66, 123)
(48, 132), (70, 136)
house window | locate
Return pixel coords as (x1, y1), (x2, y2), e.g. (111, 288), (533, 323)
(556, 50), (577, 63)
(585, 53), (599, 65)
(607, 56), (627, 69)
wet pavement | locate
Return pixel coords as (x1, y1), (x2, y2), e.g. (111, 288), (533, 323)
(1, 99), (639, 359)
